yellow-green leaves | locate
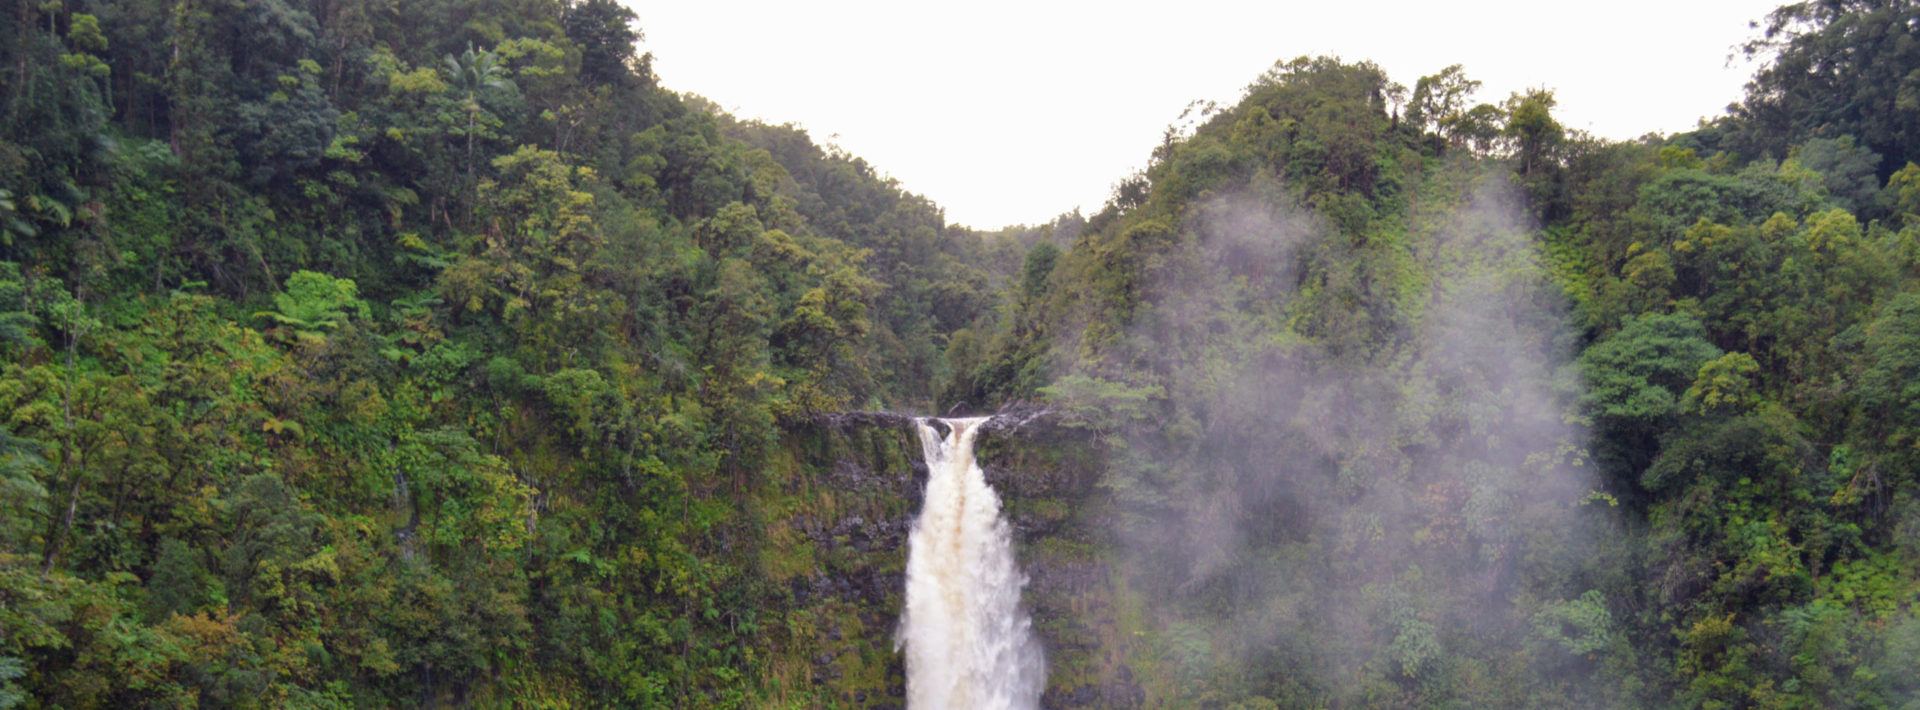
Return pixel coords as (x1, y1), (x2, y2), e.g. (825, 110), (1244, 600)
(1684, 352), (1761, 415)
(1802, 208), (1860, 253)
(442, 147), (606, 335)
(388, 66), (448, 94)
(58, 14), (109, 79)
(253, 271), (371, 343)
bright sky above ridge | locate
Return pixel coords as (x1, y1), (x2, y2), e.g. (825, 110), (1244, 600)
(629, 0), (1786, 230)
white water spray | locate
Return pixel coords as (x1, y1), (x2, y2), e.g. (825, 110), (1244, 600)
(898, 417), (1045, 709)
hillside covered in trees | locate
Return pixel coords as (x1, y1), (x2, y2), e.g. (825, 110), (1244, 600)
(2, 0), (1920, 707)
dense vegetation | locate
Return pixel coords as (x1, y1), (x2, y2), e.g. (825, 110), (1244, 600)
(0, 0), (1017, 705)
(2, 0), (1918, 707)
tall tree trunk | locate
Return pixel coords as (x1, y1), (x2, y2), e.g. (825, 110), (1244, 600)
(41, 315), (80, 576)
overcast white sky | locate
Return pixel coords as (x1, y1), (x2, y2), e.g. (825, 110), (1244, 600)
(629, 1), (1785, 230)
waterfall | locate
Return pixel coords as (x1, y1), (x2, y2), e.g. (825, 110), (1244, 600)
(898, 416), (1045, 709)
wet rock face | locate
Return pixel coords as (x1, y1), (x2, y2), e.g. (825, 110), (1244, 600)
(790, 566), (900, 608)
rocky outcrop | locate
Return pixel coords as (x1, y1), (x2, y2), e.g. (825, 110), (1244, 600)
(811, 401), (1060, 440)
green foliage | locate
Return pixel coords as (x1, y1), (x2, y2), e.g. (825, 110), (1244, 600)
(1792, 135), (1882, 213)
(1038, 374), (1163, 435)
(255, 271), (372, 340)
(0, 655), (22, 710)
(0, 0), (1009, 702)
(1683, 351), (1761, 415)
(1837, 290), (1920, 503)
(3, 1), (1919, 706)
(1580, 312), (1721, 437)
(1733, 0), (1920, 178)
(1888, 161), (1920, 223)
(0, 264), (38, 350)
(1406, 64), (1483, 142)
(1530, 590), (1616, 658)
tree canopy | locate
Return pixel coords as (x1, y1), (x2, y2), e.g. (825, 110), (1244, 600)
(2, 1), (1919, 707)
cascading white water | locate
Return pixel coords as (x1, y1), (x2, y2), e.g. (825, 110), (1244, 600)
(897, 416), (1045, 709)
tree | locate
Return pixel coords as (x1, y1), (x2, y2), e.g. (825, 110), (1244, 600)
(1792, 135), (1882, 213)
(444, 43), (515, 184)
(1844, 292), (1920, 464)
(1505, 89), (1564, 176)
(1733, 0), (1920, 176)
(254, 270), (372, 342)
(563, 0), (642, 88)
(1580, 312), (1723, 490)
(1406, 64), (1481, 143)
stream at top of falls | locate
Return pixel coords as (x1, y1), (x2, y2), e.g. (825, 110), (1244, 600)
(897, 416), (1045, 709)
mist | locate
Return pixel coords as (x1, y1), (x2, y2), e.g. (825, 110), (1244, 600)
(1044, 165), (1614, 703)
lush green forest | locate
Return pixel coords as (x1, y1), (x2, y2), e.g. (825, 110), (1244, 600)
(2, 0), (1919, 707)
